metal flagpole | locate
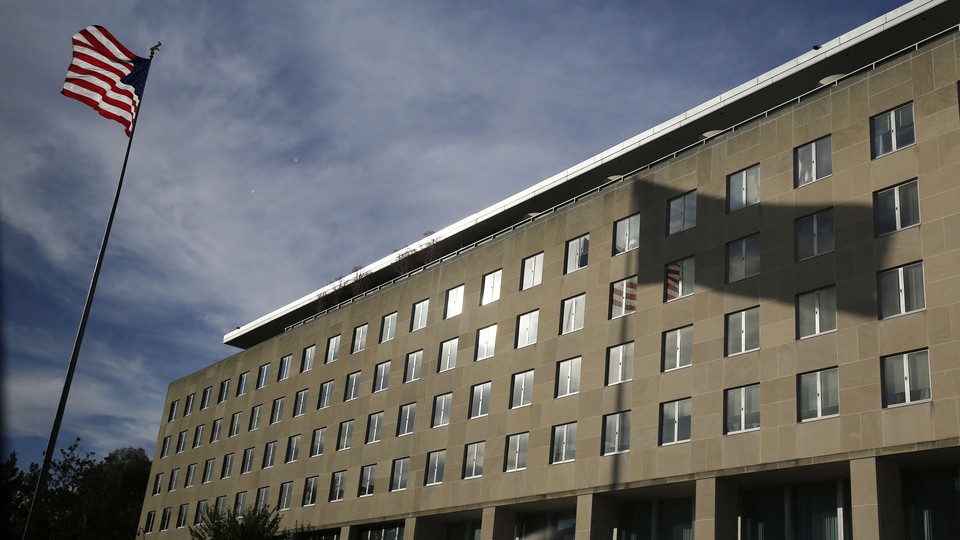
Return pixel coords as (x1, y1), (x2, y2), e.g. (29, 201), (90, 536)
(21, 41), (161, 540)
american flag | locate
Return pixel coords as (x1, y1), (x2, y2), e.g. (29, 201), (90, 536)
(62, 26), (151, 136)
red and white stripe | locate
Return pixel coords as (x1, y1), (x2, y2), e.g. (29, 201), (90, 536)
(666, 263), (681, 300)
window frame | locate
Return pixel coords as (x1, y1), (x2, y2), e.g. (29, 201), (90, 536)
(325, 334), (340, 363)
(248, 405), (261, 431)
(236, 371), (249, 396)
(556, 357), (581, 398)
(511, 370), (534, 409)
(373, 361), (391, 393)
(665, 257), (695, 301)
(878, 262), (926, 319)
(262, 441), (276, 469)
(411, 299), (429, 331)
(882, 349), (931, 407)
(366, 411), (384, 444)
(404, 350), (423, 383)
(469, 381), (492, 419)
(521, 252), (544, 290)
(300, 345), (316, 373)
(329, 471), (346, 502)
(505, 432), (529, 472)
(481, 269), (503, 305)
(660, 398), (692, 446)
(476, 325), (497, 361)
(256, 363), (270, 389)
(797, 286), (837, 339)
(293, 389), (308, 417)
(463, 441), (485, 479)
(550, 422), (577, 464)
(798, 367), (840, 421)
(310, 427), (325, 457)
(277, 355), (291, 381)
(344, 371), (361, 401)
(725, 306), (760, 357)
(606, 342), (634, 385)
(727, 234), (760, 283)
(337, 420), (354, 451)
(727, 164), (760, 213)
(445, 284), (465, 319)
(302, 476), (319, 507)
(284, 434), (300, 463)
(612, 213), (641, 255)
(603, 411), (630, 455)
(796, 208), (835, 261)
(425, 450), (445, 486)
(390, 457), (410, 492)
(560, 294), (586, 334)
(874, 179), (920, 236)
(269, 397), (284, 424)
(794, 135), (833, 187)
(870, 102), (915, 159)
(663, 325), (693, 372)
(318, 380), (334, 409)
(610, 276), (638, 319)
(725, 384), (760, 434)
(668, 190), (697, 235)
(358, 464), (376, 497)
(380, 312), (397, 343)
(397, 402), (416, 436)
(351, 324), (368, 354)
(432, 393), (452, 428)
(516, 310), (539, 348)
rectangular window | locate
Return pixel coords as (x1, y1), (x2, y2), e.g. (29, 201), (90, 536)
(875, 180), (920, 236)
(470, 382), (491, 419)
(193, 501), (206, 525)
(411, 299), (429, 331)
(167, 400), (179, 422)
(256, 488), (270, 514)
(277, 355), (291, 381)
(351, 324), (368, 353)
(882, 350), (931, 407)
(278, 482), (293, 511)
(505, 432), (529, 472)
(160, 508), (171, 530)
(476, 325), (497, 360)
(345, 371), (361, 401)
(236, 371), (249, 396)
(210, 418), (222, 443)
(366, 411), (383, 443)
(521, 252), (544, 290)
(168, 468), (179, 491)
(797, 286), (837, 338)
(726, 307), (760, 356)
(240, 448), (254, 474)
(233, 492), (246, 516)
(380, 312), (397, 343)
(511, 370), (534, 408)
(175, 431), (187, 453)
(665, 257), (695, 301)
(220, 453), (234, 479)
(556, 357), (581, 398)
(607, 342), (634, 385)
(329, 471), (346, 502)
(404, 350), (422, 382)
(373, 361), (391, 393)
(613, 213), (641, 255)
(300, 345), (316, 373)
(668, 190), (697, 234)
(879, 262), (925, 319)
(262, 441), (276, 468)
(516, 310), (539, 348)
(727, 234), (760, 282)
(200, 386), (212, 409)
(184, 393), (195, 416)
(445, 284), (465, 319)
(561, 294), (586, 334)
(152, 473), (163, 495)
(398, 403), (416, 436)
(660, 398), (692, 445)
(217, 379), (229, 403)
(202, 458), (214, 484)
(248, 405), (262, 431)
(725, 384), (760, 433)
(871, 102), (915, 158)
(229, 412), (241, 437)
(391, 457), (410, 491)
(325, 334), (340, 363)
(358, 464), (376, 496)
(565, 234), (590, 273)
(425, 450), (445, 485)
(603, 412), (630, 455)
(551, 422), (577, 463)
(433, 393), (452, 427)
(269, 397), (284, 424)
(727, 164), (760, 212)
(302, 476), (319, 506)
(481, 269), (502, 305)
(439, 337), (459, 371)
(796, 209), (834, 260)
(663, 325), (693, 371)
(144, 510), (155, 533)
(284, 434), (300, 463)
(610, 277), (638, 318)
(214, 496), (226, 516)
(310, 427), (325, 457)
(177, 503), (189, 528)
(192, 425), (203, 448)
(293, 389), (308, 417)
(256, 363), (270, 389)
(337, 420), (353, 450)
(318, 380), (333, 409)
(160, 436), (170, 458)
(798, 368), (839, 421)
(795, 135), (832, 187)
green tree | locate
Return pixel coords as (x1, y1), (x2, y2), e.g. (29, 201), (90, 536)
(190, 504), (283, 540)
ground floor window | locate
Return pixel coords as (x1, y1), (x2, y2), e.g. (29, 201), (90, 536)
(358, 522), (404, 540)
(903, 468), (960, 540)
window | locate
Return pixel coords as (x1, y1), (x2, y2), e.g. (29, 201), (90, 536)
(167, 399), (179, 422)
(233, 492), (246, 516)
(210, 418), (222, 443)
(511, 370), (534, 408)
(433, 393), (452, 427)
(329, 471), (346, 502)
(337, 420), (353, 450)
(882, 350), (931, 407)
(565, 234), (590, 273)
(879, 262), (925, 318)
(796, 209), (834, 260)
(176, 431), (187, 453)
(607, 342), (634, 385)
(301, 345), (316, 373)
(152, 473), (163, 495)
(665, 257), (695, 301)
(795, 135), (832, 187)
(439, 337), (458, 371)
(727, 234), (760, 282)
(159, 507), (171, 531)
(726, 307), (760, 356)
(160, 436), (170, 458)
(561, 294), (586, 334)
(505, 433), (529, 472)
(727, 164), (759, 212)
(660, 398), (692, 445)
(425, 450), (445, 485)
(871, 102), (915, 158)
(248, 405), (261, 431)
(603, 412), (630, 455)
(875, 180), (920, 235)
(217, 379), (229, 403)
(366, 411), (383, 443)
(177, 504), (189, 528)
(318, 380), (333, 409)
(270, 397), (284, 424)
(391, 457), (410, 491)
(184, 393), (195, 416)
(256, 363), (270, 389)
(798, 368), (839, 421)
(352, 324), (368, 353)
(521, 252), (544, 290)
(470, 382), (491, 418)
(168, 468), (179, 491)
(191, 426), (203, 449)
(668, 190), (697, 234)
(610, 277), (638, 318)
(725, 384), (760, 433)
(220, 453), (234, 479)
(481, 269), (502, 305)
(398, 403), (416, 436)
(359, 464), (376, 496)
(293, 389), (308, 417)
(445, 284), (465, 318)
(556, 357), (581, 398)
(373, 361), (390, 393)
(278, 482), (293, 511)
(310, 427), (325, 457)
(404, 350), (422, 382)
(463, 442), (485, 479)
(411, 299), (429, 331)
(663, 325), (693, 371)
(262, 441), (276, 468)
(229, 412), (241, 437)
(516, 310), (539, 348)
(302, 476), (319, 506)
(193, 500), (207, 525)
(255, 487), (269, 511)
(345, 371), (361, 401)
(285, 434), (300, 463)
(214, 496), (226, 515)
(277, 355), (291, 381)
(236, 371), (249, 396)
(613, 213), (641, 255)
(797, 287), (837, 338)
(325, 334), (340, 363)
(144, 510), (155, 533)
(551, 422), (577, 463)
(240, 447), (254, 474)
(200, 386), (212, 409)
(380, 312), (397, 343)
(202, 458), (214, 483)
(476, 325), (497, 360)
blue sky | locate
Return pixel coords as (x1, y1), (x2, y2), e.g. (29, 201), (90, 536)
(1, 0), (911, 463)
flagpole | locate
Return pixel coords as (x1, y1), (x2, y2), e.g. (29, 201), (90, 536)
(21, 41), (161, 540)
